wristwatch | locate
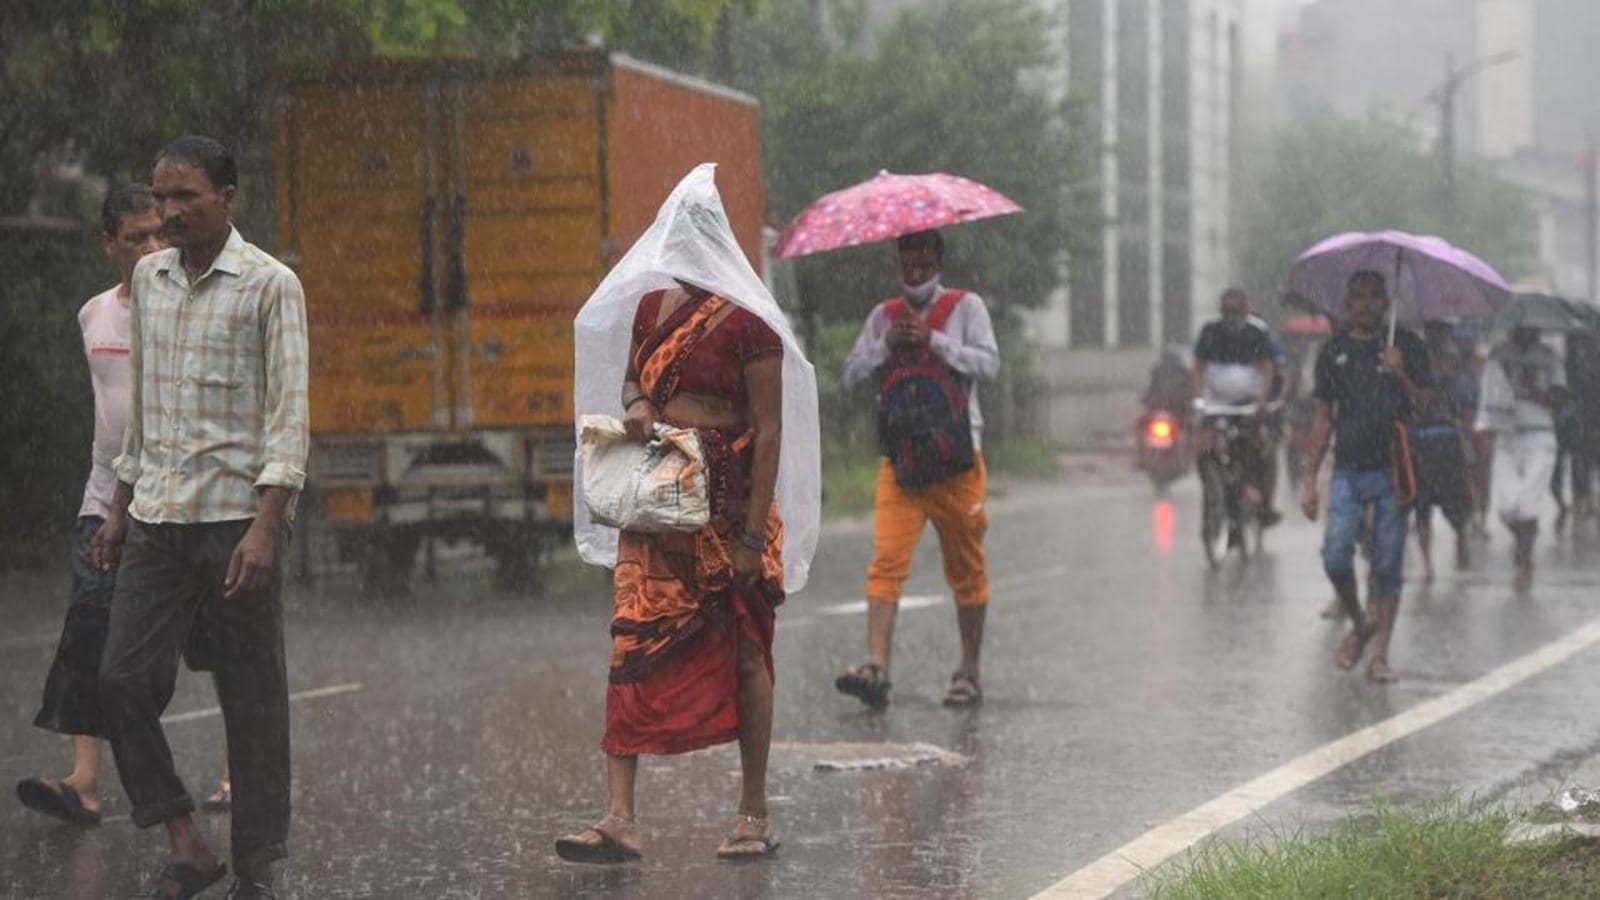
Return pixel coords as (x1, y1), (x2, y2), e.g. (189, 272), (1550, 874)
(737, 528), (767, 553)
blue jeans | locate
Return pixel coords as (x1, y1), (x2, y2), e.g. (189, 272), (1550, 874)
(1322, 469), (1408, 596)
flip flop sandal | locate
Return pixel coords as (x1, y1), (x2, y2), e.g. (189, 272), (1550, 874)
(716, 833), (780, 861)
(834, 662), (892, 709)
(145, 859), (228, 900)
(942, 670), (982, 708)
(16, 778), (101, 827)
(555, 825), (643, 864)
(201, 784), (232, 813)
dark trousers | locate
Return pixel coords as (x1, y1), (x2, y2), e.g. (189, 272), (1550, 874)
(33, 516), (116, 736)
(99, 518), (290, 874)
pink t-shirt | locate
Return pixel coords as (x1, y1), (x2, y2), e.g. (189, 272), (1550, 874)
(79, 286), (133, 519)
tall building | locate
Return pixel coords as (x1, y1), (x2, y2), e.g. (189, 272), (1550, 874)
(1029, 0), (1243, 352)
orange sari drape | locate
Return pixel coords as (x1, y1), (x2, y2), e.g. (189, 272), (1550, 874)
(602, 294), (784, 757)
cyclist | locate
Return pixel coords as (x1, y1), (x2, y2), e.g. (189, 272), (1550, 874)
(1192, 288), (1279, 532)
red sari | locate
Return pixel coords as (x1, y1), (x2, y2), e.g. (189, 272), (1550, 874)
(601, 290), (784, 757)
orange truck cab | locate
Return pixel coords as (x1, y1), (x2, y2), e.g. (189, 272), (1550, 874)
(274, 51), (765, 587)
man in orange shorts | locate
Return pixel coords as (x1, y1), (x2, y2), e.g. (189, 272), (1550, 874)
(834, 229), (1000, 709)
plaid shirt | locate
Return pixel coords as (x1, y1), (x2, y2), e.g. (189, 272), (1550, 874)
(113, 227), (309, 523)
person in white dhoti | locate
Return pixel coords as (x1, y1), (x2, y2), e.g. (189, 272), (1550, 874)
(1477, 326), (1566, 575)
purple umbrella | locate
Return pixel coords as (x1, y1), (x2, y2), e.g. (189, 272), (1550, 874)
(1287, 230), (1513, 341)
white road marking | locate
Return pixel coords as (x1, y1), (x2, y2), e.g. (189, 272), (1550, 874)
(160, 682), (364, 725)
(2, 632), (61, 650)
(816, 594), (944, 616)
(1031, 618), (1600, 899)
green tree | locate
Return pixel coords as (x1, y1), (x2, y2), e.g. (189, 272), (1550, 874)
(1238, 114), (1537, 307)
(0, 0), (749, 559)
(745, 0), (1092, 327)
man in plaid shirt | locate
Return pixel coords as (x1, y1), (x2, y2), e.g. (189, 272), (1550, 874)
(93, 135), (308, 900)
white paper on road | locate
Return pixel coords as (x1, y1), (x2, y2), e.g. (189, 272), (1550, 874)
(572, 163), (820, 591)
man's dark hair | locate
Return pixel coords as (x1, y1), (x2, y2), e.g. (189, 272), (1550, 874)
(895, 229), (944, 261)
(1219, 286), (1248, 305)
(102, 182), (154, 235)
(1348, 269), (1389, 299)
(154, 135), (238, 189)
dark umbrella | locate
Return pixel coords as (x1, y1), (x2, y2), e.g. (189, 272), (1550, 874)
(1494, 292), (1596, 333)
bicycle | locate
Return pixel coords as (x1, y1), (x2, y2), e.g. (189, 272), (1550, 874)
(1194, 400), (1274, 568)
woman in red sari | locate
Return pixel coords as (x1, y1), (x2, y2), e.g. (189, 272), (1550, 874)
(556, 280), (785, 862)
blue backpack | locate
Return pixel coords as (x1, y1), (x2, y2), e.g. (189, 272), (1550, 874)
(876, 291), (976, 489)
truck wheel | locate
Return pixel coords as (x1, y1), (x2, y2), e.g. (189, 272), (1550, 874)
(490, 527), (544, 593)
(360, 528), (419, 596)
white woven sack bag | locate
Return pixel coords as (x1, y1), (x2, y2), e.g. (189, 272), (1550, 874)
(579, 414), (711, 533)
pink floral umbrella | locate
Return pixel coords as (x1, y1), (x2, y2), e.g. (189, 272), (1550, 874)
(773, 170), (1023, 259)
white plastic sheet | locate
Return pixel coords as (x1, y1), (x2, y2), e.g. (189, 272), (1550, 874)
(572, 164), (820, 591)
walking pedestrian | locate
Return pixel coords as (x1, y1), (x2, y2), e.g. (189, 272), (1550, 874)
(834, 229), (1000, 710)
(15, 184), (162, 829)
(93, 136), (308, 900)
(559, 166), (819, 863)
(1299, 271), (1432, 684)
(1477, 325), (1565, 575)
(1409, 322), (1476, 577)
(1559, 331), (1598, 526)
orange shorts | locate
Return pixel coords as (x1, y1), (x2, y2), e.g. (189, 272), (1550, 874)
(865, 453), (989, 607)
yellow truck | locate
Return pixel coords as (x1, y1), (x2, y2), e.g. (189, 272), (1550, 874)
(274, 51), (766, 587)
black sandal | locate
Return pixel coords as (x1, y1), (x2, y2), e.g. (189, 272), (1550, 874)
(16, 777), (101, 827)
(943, 670), (982, 708)
(835, 662), (892, 709)
(145, 859), (228, 899)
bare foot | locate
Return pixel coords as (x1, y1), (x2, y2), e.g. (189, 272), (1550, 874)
(1335, 622), (1374, 670)
(1367, 659), (1398, 684)
(60, 776), (101, 814)
(716, 815), (779, 860)
(555, 815), (642, 863)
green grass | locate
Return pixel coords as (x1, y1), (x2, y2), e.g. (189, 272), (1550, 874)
(821, 450), (881, 517)
(818, 435), (1064, 518)
(1148, 802), (1600, 900)
(982, 435), (1061, 480)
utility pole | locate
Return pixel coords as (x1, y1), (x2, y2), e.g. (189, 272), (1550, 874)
(1426, 49), (1518, 215)
(1101, 0), (1119, 349)
(1440, 54), (1457, 212)
(1587, 136), (1598, 301)
(1146, 0), (1164, 350)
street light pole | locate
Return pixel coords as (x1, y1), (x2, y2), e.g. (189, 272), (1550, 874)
(1426, 49), (1519, 214)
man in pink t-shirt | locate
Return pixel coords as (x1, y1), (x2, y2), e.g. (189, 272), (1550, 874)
(15, 184), (161, 827)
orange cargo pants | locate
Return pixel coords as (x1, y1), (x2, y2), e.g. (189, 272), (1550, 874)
(865, 453), (989, 607)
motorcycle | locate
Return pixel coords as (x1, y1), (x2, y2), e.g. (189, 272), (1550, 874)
(1136, 408), (1190, 492)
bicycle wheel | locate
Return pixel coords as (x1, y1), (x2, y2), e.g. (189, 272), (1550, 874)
(1199, 457), (1229, 568)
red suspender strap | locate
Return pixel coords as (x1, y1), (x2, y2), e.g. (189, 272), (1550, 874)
(926, 289), (967, 332)
(879, 290), (968, 332)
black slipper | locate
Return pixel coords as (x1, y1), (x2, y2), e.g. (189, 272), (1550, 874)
(942, 670), (982, 708)
(835, 663), (892, 709)
(145, 859), (228, 899)
(555, 828), (642, 864)
(16, 777), (101, 827)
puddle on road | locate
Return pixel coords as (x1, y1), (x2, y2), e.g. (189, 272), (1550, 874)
(772, 740), (970, 772)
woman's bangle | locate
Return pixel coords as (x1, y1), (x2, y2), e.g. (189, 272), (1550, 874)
(737, 528), (767, 553)
(623, 394), (650, 411)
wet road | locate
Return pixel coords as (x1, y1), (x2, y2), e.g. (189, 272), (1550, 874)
(4, 473), (1600, 898)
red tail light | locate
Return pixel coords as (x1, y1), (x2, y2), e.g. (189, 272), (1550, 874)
(1145, 415), (1176, 449)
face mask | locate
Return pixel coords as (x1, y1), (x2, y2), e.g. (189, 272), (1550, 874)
(902, 276), (939, 307)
